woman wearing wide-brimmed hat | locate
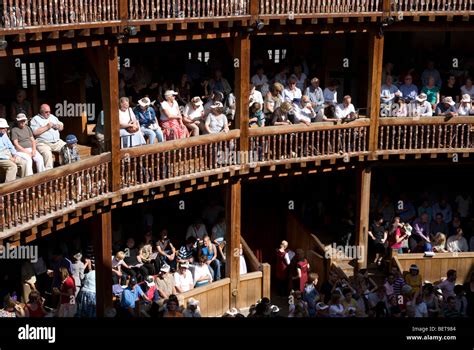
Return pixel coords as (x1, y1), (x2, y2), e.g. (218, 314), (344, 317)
(159, 90), (190, 140)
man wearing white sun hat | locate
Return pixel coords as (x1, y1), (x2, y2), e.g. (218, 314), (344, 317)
(0, 118), (27, 182)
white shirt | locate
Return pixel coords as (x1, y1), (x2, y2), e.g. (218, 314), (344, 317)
(294, 105), (314, 124)
(160, 100), (180, 121)
(323, 88), (338, 104)
(240, 255), (247, 275)
(291, 73), (307, 91)
(455, 195), (471, 218)
(249, 89), (264, 108)
(461, 85), (474, 99)
(414, 302), (428, 317)
(416, 101), (433, 117)
(251, 74), (268, 88)
(335, 103), (356, 119)
(185, 224), (208, 240)
(304, 86), (324, 110)
(380, 84), (400, 103)
(446, 236), (469, 252)
(183, 103), (204, 121)
(174, 270), (194, 292)
(457, 103), (472, 116)
(283, 87), (302, 102)
(30, 114), (63, 143)
(119, 108), (137, 127)
(206, 114), (228, 134)
(193, 264), (213, 285)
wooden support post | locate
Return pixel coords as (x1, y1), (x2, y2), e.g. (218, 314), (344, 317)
(367, 28), (384, 159)
(94, 211), (113, 317)
(98, 45), (121, 192)
(356, 166), (371, 270)
(226, 179), (241, 308)
(261, 263), (271, 299)
(234, 33), (251, 165)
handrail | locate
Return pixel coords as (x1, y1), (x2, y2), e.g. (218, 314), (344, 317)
(259, 0), (383, 16)
(0, 153), (111, 194)
(379, 116), (474, 126)
(241, 236), (260, 272)
(248, 118), (370, 136)
(120, 130), (240, 158)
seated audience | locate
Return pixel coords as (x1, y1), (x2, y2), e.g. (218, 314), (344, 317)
(61, 134), (80, 165)
(11, 113), (45, 176)
(0, 118), (26, 182)
(30, 104), (66, 169)
(134, 97), (164, 144)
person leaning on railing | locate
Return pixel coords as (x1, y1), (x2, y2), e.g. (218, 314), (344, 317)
(457, 94), (473, 116)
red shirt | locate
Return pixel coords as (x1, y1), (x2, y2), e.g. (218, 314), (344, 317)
(60, 276), (76, 304)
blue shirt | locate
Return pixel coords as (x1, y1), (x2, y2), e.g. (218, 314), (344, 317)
(399, 84), (418, 101)
(0, 132), (17, 159)
(121, 285), (144, 309)
(133, 106), (156, 128)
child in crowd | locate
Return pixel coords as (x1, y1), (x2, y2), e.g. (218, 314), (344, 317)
(61, 134), (80, 164)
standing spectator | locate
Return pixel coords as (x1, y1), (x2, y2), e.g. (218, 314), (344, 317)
(30, 104), (66, 169)
(422, 284), (440, 317)
(23, 290), (46, 318)
(292, 249), (310, 292)
(430, 213), (448, 237)
(460, 77), (474, 100)
(303, 273), (320, 316)
(251, 66), (269, 94)
(76, 263), (96, 318)
(413, 293), (428, 317)
(11, 113), (45, 176)
(387, 217), (409, 254)
(61, 134), (80, 165)
(421, 77), (440, 111)
(463, 272), (474, 318)
(447, 228), (469, 252)
(53, 267), (76, 317)
(368, 214), (387, 266)
(183, 298), (201, 317)
(70, 252), (85, 297)
(276, 240), (291, 296)
(10, 89), (33, 122)
(0, 118), (27, 182)
(421, 61), (441, 88)
(323, 80), (339, 105)
(436, 269), (457, 300)
(440, 75), (461, 103)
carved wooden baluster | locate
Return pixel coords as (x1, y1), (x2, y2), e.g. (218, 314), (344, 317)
(432, 125), (437, 148)
(5, 194), (11, 228)
(460, 124), (466, 148)
(0, 196), (5, 232)
(442, 124), (446, 149)
(12, 192), (18, 226)
(22, 0), (28, 26)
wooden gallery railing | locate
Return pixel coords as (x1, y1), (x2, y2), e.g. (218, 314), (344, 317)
(377, 117), (474, 156)
(394, 0), (474, 12)
(1, 0), (119, 29)
(259, 0), (382, 16)
(128, 0), (250, 21)
(248, 119), (370, 166)
(0, 153), (111, 237)
(120, 130), (241, 189)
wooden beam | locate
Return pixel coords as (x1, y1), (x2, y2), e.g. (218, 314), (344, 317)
(226, 179), (241, 309)
(94, 211), (113, 317)
(367, 28), (384, 159)
(234, 33), (251, 166)
(356, 166), (371, 270)
(98, 45), (121, 192)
